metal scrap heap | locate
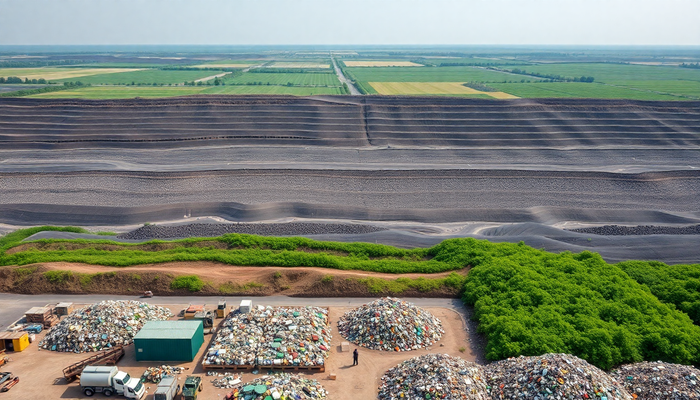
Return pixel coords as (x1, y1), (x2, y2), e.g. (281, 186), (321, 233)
(337, 297), (444, 351)
(610, 361), (700, 399)
(39, 300), (173, 353)
(379, 353), (490, 400)
(486, 353), (633, 400)
(141, 365), (186, 383)
(224, 373), (326, 399)
(204, 306), (331, 368)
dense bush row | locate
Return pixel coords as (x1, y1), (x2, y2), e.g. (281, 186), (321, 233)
(2, 227), (700, 369)
(617, 260), (700, 325)
(461, 240), (700, 369)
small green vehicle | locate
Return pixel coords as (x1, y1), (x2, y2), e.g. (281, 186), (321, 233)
(181, 376), (202, 400)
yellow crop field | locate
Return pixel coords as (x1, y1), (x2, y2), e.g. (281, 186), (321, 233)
(487, 92), (519, 99)
(345, 61), (424, 67)
(267, 62), (330, 69)
(0, 68), (143, 80)
(369, 82), (518, 99)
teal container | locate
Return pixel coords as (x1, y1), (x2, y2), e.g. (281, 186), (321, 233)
(134, 320), (204, 362)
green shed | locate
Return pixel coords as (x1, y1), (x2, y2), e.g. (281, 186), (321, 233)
(134, 320), (204, 362)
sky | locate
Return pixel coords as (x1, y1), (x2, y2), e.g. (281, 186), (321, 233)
(0, 0), (699, 46)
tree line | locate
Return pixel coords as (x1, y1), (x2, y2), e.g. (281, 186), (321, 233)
(0, 77), (48, 84)
(501, 68), (595, 82)
(680, 63), (700, 69)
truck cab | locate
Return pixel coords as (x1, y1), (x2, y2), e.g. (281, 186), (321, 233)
(182, 376), (202, 400)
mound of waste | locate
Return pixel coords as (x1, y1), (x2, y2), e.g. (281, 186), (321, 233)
(486, 353), (633, 400)
(337, 297), (444, 351)
(379, 353), (490, 400)
(224, 373), (326, 399)
(204, 306), (331, 368)
(40, 300), (173, 352)
(611, 361), (700, 399)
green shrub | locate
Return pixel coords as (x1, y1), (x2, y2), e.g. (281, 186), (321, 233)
(170, 275), (204, 292)
(617, 260), (700, 325)
(14, 266), (37, 277)
(44, 270), (73, 284)
(321, 275), (334, 283)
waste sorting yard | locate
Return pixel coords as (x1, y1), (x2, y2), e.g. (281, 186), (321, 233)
(204, 305), (331, 370)
(338, 297), (444, 351)
(0, 297), (475, 399)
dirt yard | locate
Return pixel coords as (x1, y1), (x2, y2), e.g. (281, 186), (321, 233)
(0, 304), (477, 400)
(0, 262), (466, 298)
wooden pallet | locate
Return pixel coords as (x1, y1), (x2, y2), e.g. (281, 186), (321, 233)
(202, 364), (255, 372)
(259, 365), (325, 373)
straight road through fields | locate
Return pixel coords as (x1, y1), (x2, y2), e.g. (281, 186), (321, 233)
(332, 57), (361, 95)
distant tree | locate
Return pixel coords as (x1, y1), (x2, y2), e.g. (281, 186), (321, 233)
(132, 81), (136, 86)
(38, 78), (46, 84)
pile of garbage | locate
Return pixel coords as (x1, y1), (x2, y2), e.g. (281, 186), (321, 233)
(224, 373), (326, 400)
(486, 353), (633, 400)
(610, 361), (700, 399)
(211, 373), (243, 389)
(39, 300), (173, 353)
(378, 354), (490, 400)
(337, 297), (444, 351)
(140, 365), (186, 383)
(204, 306), (331, 368)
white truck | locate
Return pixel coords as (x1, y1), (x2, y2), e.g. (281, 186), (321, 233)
(153, 375), (180, 400)
(80, 366), (145, 399)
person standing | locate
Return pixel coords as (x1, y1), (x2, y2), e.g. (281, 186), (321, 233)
(353, 348), (359, 366)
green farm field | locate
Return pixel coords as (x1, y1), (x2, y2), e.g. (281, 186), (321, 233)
(27, 86), (209, 99)
(612, 80), (700, 98)
(224, 72), (341, 86)
(515, 63), (700, 83)
(489, 82), (683, 100)
(345, 66), (529, 82)
(56, 69), (224, 85)
(202, 85), (345, 95)
(26, 84), (344, 98)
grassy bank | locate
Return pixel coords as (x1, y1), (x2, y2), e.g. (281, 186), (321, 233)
(1, 226), (700, 369)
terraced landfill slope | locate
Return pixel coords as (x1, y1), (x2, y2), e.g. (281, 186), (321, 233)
(1, 96), (699, 262)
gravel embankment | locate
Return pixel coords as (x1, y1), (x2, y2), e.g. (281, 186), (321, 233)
(570, 224), (700, 235)
(117, 222), (387, 240)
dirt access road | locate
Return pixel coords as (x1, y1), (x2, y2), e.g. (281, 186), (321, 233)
(0, 301), (479, 400)
(332, 57), (361, 95)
